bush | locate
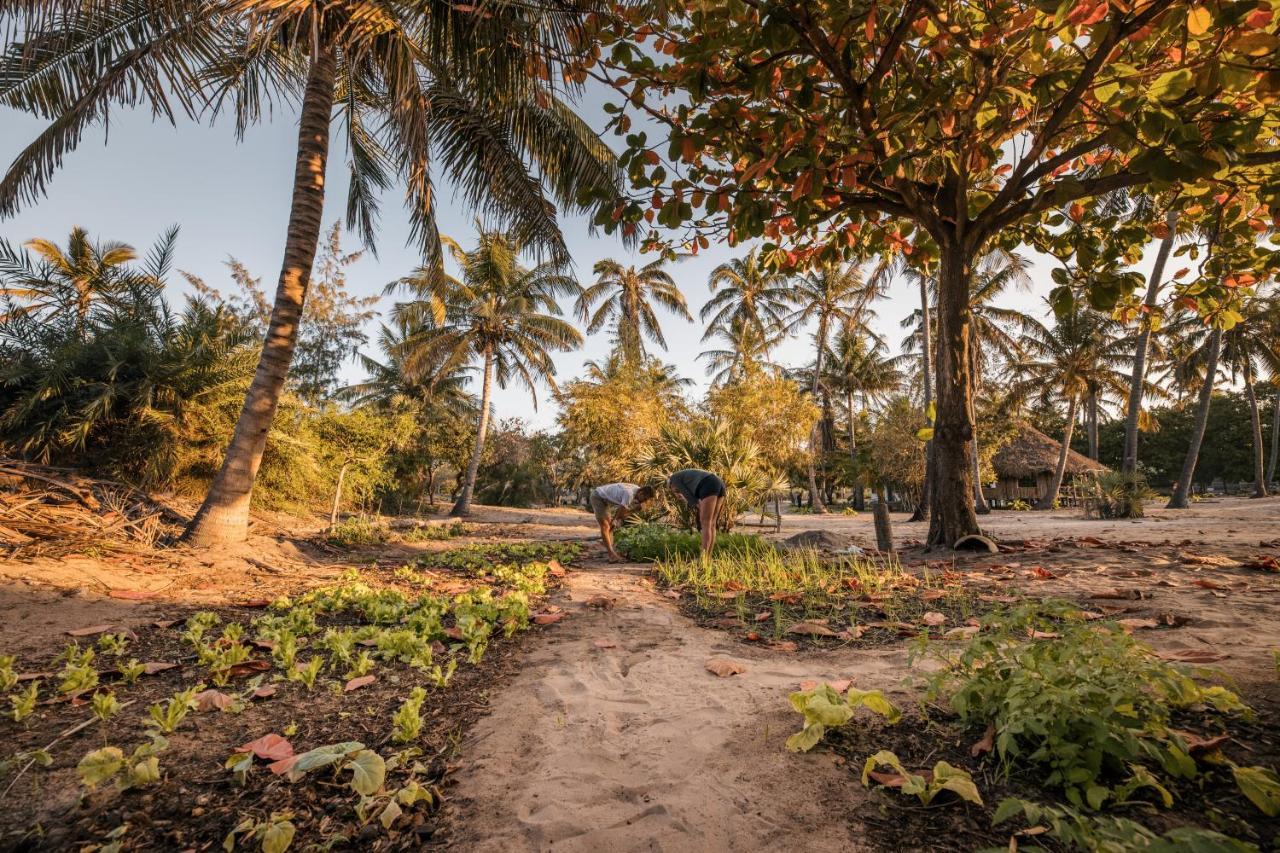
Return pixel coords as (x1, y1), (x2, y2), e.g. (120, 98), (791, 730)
(326, 517), (390, 546)
(1087, 470), (1155, 519)
(921, 603), (1249, 811)
(614, 522), (771, 561)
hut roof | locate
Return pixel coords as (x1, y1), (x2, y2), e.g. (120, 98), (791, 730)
(991, 423), (1109, 479)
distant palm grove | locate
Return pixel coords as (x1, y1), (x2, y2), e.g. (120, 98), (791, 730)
(1, 0), (1279, 545)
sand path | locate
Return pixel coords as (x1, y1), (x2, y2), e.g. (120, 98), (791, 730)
(447, 559), (898, 852)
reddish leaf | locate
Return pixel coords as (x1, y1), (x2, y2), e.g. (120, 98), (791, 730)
(744, 631), (762, 642)
(224, 660), (271, 678)
(922, 612), (946, 627)
(1029, 567), (1057, 579)
(786, 621), (837, 637)
(236, 734), (294, 761)
(236, 599), (271, 608)
(1030, 630), (1062, 639)
(152, 619), (178, 629)
(1193, 578), (1227, 591)
(143, 662), (179, 675)
(592, 638), (617, 649)
(1170, 728), (1231, 756)
(267, 755), (301, 776)
(193, 690), (233, 712)
(252, 684), (278, 699)
(443, 627), (464, 640)
(546, 559), (567, 577)
(1116, 618), (1159, 632)
(753, 610), (772, 622)
(971, 722), (996, 757)
(344, 675), (376, 692)
(532, 612), (564, 625)
(920, 589), (947, 601)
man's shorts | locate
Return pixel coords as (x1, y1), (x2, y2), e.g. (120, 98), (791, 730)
(694, 473), (727, 502)
(589, 491), (614, 523)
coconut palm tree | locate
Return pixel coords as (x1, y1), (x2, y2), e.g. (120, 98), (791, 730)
(824, 321), (901, 510)
(1213, 289), (1279, 498)
(698, 315), (781, 387)
(0, 226), (177, 337)
(393, 230), (583, 517)
(341, 321), (475, 418)
(1, 1), (620, 544)
(576, 259), (692, 365)
(1010, 307), (1131, 510)
(701, 249), (792, 352)
(786, 261), (883, 512)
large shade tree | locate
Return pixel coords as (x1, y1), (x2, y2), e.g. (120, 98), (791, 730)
(588, 0), (1280, 547)
(0, 0), (621, 544)
(393, 230), (583, 517)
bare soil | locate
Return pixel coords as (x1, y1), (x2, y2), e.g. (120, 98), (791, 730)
(0, 497), (1277, 851)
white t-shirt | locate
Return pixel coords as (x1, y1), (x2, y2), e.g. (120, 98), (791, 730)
(593, 482), (640, 507)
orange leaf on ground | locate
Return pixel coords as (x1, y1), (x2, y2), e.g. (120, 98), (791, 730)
(922, 612), (946, 627)
(236, 733), (294, 761)
(66, 624), (119, 637)
(344, 675), (376, 692)
(546, 559), (566, 577)
(799, 678), (852, 693)
(971, 722), (996, 757)
(1116, 618), (1159, 632)
(1170, 728), (1230, 756)
(532, 612), (564, 625)
(142, 662), (178, 674)
(705, 657), (746, 677)
(267, 755), (301, 776)
(754, 611), (772, 622)
(592, 638), (616, 649)
(193, 690), (233, 712)
(920, 589), (947, 601)
(252, 684), (278, 698)
(224, 660), (271, 678)
(152, 619), (178, 629)
(1029, 567), (1057, 579)
(1030, 630), (1062, 639)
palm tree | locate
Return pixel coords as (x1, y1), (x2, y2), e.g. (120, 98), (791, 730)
(1011, 307), (1131, 510)
(787, 261), (882, 512)
(701, 249), (792, 352)
(698, 315), (781, 387)
(576, 259), (692, 365)
(393, 230), (583, 517)
(0, 226), (177, 337)
(1216, 289), (1279, 498)
(824, 321), (901, 510)
(1, 2), (620, 545)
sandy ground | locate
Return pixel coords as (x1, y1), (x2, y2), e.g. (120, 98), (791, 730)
(2, 496), (1278, 851)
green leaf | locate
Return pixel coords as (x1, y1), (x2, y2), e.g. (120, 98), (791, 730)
(77, 747), (124, 788)
(992, 797), (1026, 825)
(292, 742), (365, 773)
(380, 799), (403, 829)
(262, 818), (295, 853)
(125, 755), (161, 788)
(347, 749), (386, 796)
(785, 722), (826, 753)
(932, 761), (984, 805)
(847, 688), (902, 724)
(916, 427), (935, 441)
(1148, 69), (1193, 102)
(397, 780), (435, 806)
(1233, 764), (1280, 816)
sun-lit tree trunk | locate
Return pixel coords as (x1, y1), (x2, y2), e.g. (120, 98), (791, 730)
(806, 314), (829, 513)
(1244, 371), (1269, 498)
(969, 344), (989, 515)
(329, 460), (351, 529)
(184, 45), (337, 546)
(910, 275), (934, 523)
(1269, 387), (1279, 487)
(451, 343), (495, 516)
(1168, 326), (1222, 509)
(1123, 210), (1177, 474)
(1086, 391), (1100, 460)
(1037, 395), (1078, 510)
(847, 389), (866, 511)
(927, 247), (980, 547)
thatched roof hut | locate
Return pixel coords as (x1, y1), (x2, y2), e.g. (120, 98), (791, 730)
(986, 424), (1108, 505)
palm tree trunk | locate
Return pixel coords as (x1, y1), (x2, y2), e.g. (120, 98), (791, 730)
(183, 45), (337, 546)
(329, 460), (351, 529)
(848, 389), (866, 512)
(1244, 372), (1268, 498)
(1123, 210), (1178, 474)
(1037, 395), (1078, 510)
(1268, 386), (1279, 487)
(910, 276), (934, 523)
(969, 343), (989, 515)
(1167, 326), (1222, 509)
(927, 246), (980, 546)
(807, 315), (829, 513)
(1086, 392), (1100, 460)
(452, 344), (494, 516)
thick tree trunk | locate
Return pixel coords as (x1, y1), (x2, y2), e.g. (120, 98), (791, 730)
(452, 346), (494, 516)
(926, 248), (980, 547)
(909, 277), (934, 522)
(1037, 395), (1078, 510)
(873, 491), (894, 553)
(1167, 327), (1222, 509)
(1269, 387), (1279, 486)
(184, 46), (337, 546)
(1245, 374), (1268, 498)
(806, 315), (829, 513)
(1123, 210), (1178, 474)
(969, 345), (989, 515)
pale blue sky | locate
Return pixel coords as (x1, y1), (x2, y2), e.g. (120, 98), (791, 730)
(0, 89), (1071, 429)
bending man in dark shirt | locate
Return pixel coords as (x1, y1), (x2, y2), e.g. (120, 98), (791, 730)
(667, 468), (727, 555)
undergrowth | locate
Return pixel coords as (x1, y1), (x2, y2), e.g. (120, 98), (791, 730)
(614, 522), (772, 561)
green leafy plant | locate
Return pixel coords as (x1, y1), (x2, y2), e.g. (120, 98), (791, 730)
(785, 683), (901, 752)
(615, 522), (770, 562)
(96, 633), (130, 658)
(8, 681), (38, 722)
(77, 735), (168, 792)
(0, 654), (17, 691)
(428, 658), (457, 689)
(921, 604), (1249, 809)
(145, 685), (203, 734)
(861, 750), (983, 806)
(397, 521), (469, 542)
(391, 687), (427, 744)
(327, 516), (390, 547)
(1232, 764), (1280, 817)
(1087, 471), (1156, 520)
(290, 657), (324, 691)
(119, 659), (147, 684)
(991, 797), (1258, 852)
(56, 645), (98, 696)
(91, 691), (121, 723)
(224, 812), (296, 853)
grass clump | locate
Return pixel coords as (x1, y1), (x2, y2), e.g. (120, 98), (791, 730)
(614, 522), (771, 562)
(414, 541), (581, 572)
(397, 521), (470, 542)
(1087, 470), (1156, 519)
(327, 517), (390, 546)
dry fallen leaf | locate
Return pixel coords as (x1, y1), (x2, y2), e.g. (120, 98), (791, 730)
(1181, 554), (1241, 568)
(344, 675), (377, 692)
(922, 611), (946, 627)
(1192, 578), (1228, 591)
(592, 638), (617, 649)
(224, 660), (271, 678)
(584, 595), (615, 609)
(142, 662), (179, 675)
(236, 733), (294, 761)
(1029, 630), (1062, 639)
(193, 689), (233, 712)
(152, 619), (178, 629)
(971, 721), (996, 757)
(786, 621), (837, 637)
(1116, 618), (1159, 632)
(771, 640), (799, 652)
(532, 612), (564, 625)
(944, 626), (980, 640)
(252, 684), (278, 699)
(1169, 728), (1230, 756)
(799, 678), (852, 693)
(753, 611), (772, 622)
(1156, 649), (1228, 664)
(66, 624), (118, 637)
(546, 559), (567, 577)
(705, 657), (746, 677)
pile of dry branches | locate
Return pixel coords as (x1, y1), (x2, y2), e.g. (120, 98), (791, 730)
(0, 460), (188, 558)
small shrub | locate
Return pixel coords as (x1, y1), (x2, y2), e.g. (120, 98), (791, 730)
(615, 522), (770, 562)
(1007, 498), (1032, 511)
(398, 521), (469, 542)
(1087, 470), (1155, 519)
(327, 517), (390, 546)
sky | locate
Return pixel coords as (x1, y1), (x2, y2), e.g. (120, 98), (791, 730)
(0, 85), (1078, 430)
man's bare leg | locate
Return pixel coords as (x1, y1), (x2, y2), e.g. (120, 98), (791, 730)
(698, 496), (719, 554)
(599, 518), (620, 561)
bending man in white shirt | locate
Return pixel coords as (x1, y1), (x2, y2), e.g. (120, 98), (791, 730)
(589, 482), (656, 562)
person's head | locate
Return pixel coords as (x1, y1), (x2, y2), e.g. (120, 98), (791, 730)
(635, 485), (656, 504)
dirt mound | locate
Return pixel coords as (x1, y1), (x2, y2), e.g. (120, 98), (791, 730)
(781, 529), (852, 551)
